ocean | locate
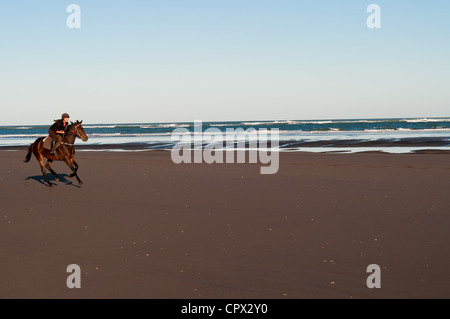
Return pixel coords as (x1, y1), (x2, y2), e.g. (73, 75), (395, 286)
(1, 118), (450, 153)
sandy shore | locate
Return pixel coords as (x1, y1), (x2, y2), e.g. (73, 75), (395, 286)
(0, 149), (449, 299)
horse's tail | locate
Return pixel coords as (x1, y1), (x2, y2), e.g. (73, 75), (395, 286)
(24, 143), (33, 163)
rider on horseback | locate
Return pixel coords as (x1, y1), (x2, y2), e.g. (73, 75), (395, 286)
(49, 113), (70, 155)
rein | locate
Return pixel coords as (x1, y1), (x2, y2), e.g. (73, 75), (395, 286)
(61, 127), (80, 146)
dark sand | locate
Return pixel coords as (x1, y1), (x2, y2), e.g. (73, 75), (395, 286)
(0, 149), (449, 299)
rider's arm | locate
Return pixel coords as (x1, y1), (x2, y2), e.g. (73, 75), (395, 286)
(49, 121), (65, 135)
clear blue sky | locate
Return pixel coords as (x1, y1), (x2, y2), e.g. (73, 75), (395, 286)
(1, 1), (449, 125)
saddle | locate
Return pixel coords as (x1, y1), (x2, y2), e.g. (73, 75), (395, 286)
(43, 136), (62, 151)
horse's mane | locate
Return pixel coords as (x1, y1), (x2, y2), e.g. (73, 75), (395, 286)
(53, 119), (82, 125)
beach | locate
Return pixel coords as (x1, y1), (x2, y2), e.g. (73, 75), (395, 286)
(0, 149), (449, 299)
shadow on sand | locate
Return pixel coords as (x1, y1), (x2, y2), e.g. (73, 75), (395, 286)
(25, 174), (81, 188)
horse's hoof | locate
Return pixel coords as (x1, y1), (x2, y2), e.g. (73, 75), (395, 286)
(48, 183), (53, 188)
(79, 181), (83, 185)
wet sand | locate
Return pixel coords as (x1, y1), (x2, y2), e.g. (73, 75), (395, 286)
(0, 149), (449, 299)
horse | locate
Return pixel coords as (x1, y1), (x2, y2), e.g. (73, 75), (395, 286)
(24, 120), (89, 187)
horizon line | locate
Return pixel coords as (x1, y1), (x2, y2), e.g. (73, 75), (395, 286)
(2, 116), (450, 127)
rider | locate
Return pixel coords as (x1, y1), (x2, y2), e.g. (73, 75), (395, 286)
(49, 113), (70, 155)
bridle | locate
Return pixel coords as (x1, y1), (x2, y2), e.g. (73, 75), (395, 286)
(71, 125), (82, 138)
(61, 124), (83, 146)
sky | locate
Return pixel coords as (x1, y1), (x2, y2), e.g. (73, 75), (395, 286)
(0, 1), (449, 125)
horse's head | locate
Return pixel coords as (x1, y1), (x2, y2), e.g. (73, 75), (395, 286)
(70, 120), (89, 142)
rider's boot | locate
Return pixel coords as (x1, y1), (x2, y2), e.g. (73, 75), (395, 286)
(50, 141), (56, 155)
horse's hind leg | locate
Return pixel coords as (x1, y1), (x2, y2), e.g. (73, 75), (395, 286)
(38, 156), (53, 187)
(65, 158), (83, 185)
(45, 159), (59, 182)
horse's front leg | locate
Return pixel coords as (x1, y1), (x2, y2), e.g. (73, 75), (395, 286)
(68, 160), (79, 177)
(64, 158), (83, 185)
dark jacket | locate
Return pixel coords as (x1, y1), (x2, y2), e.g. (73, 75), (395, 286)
(49, 119), (68, 140)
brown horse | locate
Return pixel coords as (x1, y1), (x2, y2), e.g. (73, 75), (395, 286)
(24, 120), (89, 187)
